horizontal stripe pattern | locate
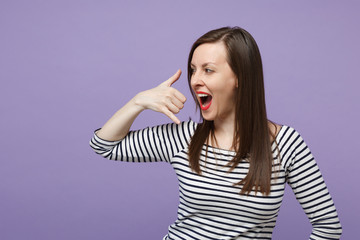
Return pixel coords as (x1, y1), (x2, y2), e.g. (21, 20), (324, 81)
(90, 121), (342, 239)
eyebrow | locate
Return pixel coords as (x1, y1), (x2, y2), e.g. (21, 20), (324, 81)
(190, 62), (217, 68)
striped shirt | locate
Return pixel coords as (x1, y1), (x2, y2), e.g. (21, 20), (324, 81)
(89, 120), (342, 239)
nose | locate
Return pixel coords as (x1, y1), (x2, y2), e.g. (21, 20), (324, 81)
(190, 71), (205, 88)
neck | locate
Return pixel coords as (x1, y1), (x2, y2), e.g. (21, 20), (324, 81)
(212, 114), (236, 150)
(214, 119), (235, 136)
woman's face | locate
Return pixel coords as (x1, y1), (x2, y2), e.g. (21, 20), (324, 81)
(190, 42), (237, 122)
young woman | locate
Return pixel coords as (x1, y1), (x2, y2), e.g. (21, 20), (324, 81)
(90, 27), (342, 239)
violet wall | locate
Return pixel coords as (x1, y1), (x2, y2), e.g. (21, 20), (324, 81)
(1, 0), (359, 239)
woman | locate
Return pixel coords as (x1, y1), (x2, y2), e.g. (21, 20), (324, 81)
(90, 27), (342, 239)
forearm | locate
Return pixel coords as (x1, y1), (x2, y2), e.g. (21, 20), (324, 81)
(96, 95), (144, 141)
(95, 69), (185, 142)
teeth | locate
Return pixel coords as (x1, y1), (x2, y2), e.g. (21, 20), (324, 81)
(198, 93), (209, 97)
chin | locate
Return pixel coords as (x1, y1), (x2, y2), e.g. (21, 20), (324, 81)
(201, 112), (215, 121)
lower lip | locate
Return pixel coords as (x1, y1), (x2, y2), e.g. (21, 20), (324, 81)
(200, 99), (212, 110)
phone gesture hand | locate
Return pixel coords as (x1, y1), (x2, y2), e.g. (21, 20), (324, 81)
(135, 69), (186, 124)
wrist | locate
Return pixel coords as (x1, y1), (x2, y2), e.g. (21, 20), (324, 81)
(131, 93), (147, 112)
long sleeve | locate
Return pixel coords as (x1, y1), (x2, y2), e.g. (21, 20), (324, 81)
(89, 120), (196, 163)
(283, 127), (342, 239)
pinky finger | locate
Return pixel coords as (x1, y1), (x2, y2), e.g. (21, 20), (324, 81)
(163, 108), (181, 124)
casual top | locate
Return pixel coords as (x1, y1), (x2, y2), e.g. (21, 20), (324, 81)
(89, 120), (342, 239)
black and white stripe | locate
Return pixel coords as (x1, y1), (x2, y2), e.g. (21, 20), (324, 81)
(90, 121), (342, 239)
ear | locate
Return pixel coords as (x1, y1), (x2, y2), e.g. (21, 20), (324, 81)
(235, 78), (239, 88)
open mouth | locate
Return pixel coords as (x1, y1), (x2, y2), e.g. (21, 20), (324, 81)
(196, 91), (212, 110)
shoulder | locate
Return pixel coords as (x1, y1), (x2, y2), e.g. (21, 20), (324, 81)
(269, 121), (282, 138)
(274, 124), (309, 155)
(149, 119), (198, 131)
(268, 120), (301, 140)
(178, 119), (198, 133)
(273, 125), (312, 169)
(162, 119), (198, 141)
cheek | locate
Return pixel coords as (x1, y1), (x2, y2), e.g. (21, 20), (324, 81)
(220, 86), (237, 103)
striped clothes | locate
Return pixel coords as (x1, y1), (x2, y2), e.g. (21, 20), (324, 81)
(89, 120), (342, 239)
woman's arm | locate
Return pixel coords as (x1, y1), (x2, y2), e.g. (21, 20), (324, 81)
(284, 128), (342, 239)
(90, 121), (196, 163)
(96, 69), (186, 141)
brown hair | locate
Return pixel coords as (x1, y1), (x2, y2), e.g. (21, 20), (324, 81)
(187, 26), (277, 195)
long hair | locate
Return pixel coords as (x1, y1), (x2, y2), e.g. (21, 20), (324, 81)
(187, 26), (276, 195)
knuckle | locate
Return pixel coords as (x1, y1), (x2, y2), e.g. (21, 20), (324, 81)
(169, 88), (176, 94)
(160, 106), (167, 112)
(161, 98), (167, 105)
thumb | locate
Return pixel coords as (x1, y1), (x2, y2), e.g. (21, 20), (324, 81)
(162, 69), (182, 87)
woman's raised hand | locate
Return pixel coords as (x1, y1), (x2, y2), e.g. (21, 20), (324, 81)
(134, 69), (187, 124)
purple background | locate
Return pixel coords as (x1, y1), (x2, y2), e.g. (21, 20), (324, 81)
(1, 0), (358, 239)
